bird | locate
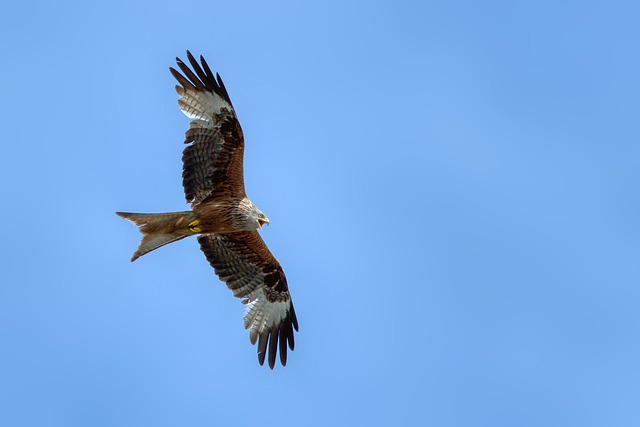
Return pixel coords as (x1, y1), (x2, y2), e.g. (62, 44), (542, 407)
(116, 51), (298, 369)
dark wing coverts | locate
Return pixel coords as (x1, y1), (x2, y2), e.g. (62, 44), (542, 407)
(198, 232), (298, 368)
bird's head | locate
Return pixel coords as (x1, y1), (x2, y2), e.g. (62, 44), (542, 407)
(257, 212), (270, 229)
(242, 199), (270, 230)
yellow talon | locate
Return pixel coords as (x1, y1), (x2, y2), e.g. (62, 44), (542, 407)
(187, 219), (202, 233)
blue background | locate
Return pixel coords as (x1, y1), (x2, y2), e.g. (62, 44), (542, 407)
(1, 1), (639, 426)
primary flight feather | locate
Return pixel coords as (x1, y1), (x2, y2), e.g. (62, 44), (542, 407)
(116, 51), (298, 369)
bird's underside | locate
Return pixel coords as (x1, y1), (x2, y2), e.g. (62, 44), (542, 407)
(116, 51), (297, 369)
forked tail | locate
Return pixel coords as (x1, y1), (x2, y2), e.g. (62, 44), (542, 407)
(116, 211), (196, 261)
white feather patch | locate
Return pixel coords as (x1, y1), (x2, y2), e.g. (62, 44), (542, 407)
(178, 88), (233, 124)
(243, 287), (290, 342)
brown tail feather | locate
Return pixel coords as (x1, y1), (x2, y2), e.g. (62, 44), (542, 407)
(116, 211), (196, 261)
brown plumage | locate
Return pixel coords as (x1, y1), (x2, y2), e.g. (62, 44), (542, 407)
(116, 52), (297, 369)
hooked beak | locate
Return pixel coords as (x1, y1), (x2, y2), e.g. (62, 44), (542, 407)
(258, 217), (270, 229)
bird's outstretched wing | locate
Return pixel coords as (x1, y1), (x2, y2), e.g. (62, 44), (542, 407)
(198, 232), (298, 369)
(170, 51), (246, 205)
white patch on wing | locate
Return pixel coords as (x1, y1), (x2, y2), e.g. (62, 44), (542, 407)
(177, 87), (233, 125)
(243, 287), (290, 344)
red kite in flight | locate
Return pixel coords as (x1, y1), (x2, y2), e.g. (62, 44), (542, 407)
(117, 52), (298, 369)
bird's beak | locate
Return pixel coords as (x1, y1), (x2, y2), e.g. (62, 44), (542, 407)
(258, 217), (270, 229)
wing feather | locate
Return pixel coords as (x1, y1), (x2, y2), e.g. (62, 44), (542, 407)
(198, 232), (298, 369)
(175, 57), (206, 91)
(186, 52), (210, 90)
(171, 51), (245, 205)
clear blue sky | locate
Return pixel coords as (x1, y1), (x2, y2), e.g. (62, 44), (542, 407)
(1, 1), (638, 426)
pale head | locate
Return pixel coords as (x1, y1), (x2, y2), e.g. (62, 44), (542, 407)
(240, 198), (270, 230)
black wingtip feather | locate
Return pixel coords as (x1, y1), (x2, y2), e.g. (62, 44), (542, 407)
(186, 51), (212, 90)
(200, 55), (215, 81)
(169, 67), (195, 91)
(176, 59), (206, 91)
(279, 325), (289, 366)
(290, 304), (299, 332)
(216, 73), (233, 105)
(257, 332), (268, 366)
(268, 328), (279, 369)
